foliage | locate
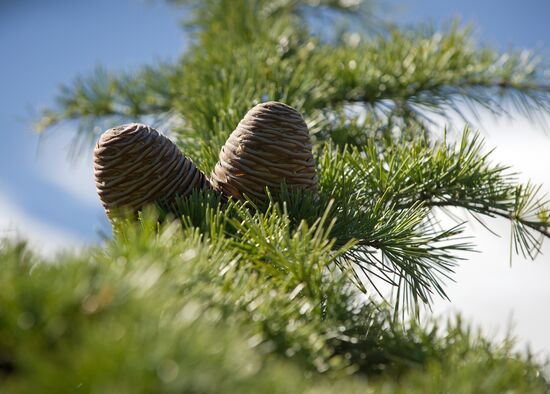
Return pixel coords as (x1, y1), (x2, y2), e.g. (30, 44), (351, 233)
(1, 234), (548, 393)
(9, 0), (550, 391)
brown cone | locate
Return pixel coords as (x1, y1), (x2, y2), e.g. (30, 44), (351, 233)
(93, 123), (209, 220)
(210, 101), (318, 203)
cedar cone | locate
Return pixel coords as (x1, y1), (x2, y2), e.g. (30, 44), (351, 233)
(94, 123), (209, 220)
(210, 101), (318, 203)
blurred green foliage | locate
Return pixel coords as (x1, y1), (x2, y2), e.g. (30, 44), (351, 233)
(1, 226), (548, 392)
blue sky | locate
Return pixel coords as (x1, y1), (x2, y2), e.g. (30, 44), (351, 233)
(1, 0), (550, 353)
(388, 0), (550, 51)
(0, 0), (184, 247)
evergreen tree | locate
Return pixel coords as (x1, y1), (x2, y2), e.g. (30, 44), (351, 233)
(3, 1), (550, 392)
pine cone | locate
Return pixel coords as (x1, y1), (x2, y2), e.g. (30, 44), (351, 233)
(94, 123), (209, 220)
(211, 101), (318, 203)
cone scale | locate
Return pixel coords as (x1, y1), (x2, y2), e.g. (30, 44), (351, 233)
(93, 123), (209, 220)
(210, 101), (318, 203)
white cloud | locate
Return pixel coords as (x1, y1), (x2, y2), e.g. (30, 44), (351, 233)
(428, 111), (550, 356)
(34, 125), (101, 207)
(0, 189), (86, 257)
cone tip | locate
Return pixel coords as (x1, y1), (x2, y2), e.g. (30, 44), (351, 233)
(254, 101), (295, 111)
(96, 123), (153, 148)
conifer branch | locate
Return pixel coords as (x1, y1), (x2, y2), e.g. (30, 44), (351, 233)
(33, 0), (550, 312)
(335, 129), (550, 257)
